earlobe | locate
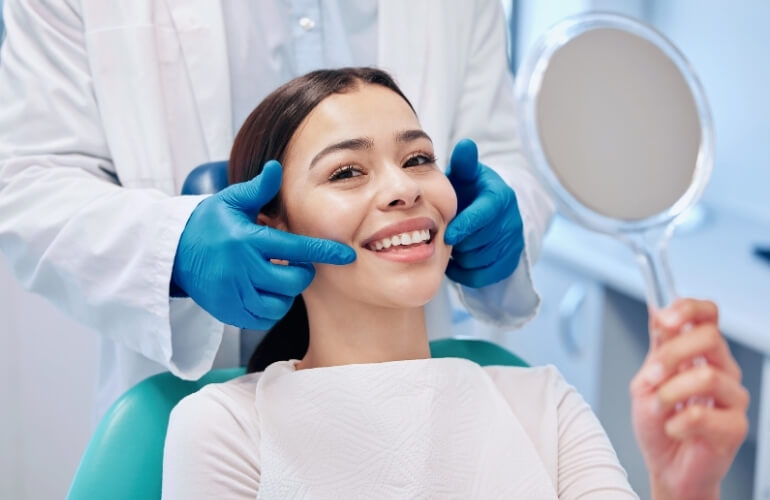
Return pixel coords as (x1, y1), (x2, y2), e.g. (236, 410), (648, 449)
(257, 212), (288, 231)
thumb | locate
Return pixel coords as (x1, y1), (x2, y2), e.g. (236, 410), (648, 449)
(446, 139), (480, 183)
(219, 160), (283, 214)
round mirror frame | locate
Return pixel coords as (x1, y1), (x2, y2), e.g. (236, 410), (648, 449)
(514, 12), (715, 236)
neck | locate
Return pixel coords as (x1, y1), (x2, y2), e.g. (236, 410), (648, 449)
(296, 291), (431, 370)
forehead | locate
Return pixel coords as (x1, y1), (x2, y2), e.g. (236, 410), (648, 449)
(289, 84), (421, 153)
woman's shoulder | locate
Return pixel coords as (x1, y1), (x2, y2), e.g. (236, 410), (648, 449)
(163, 372), (265, 497)
(481, 364), (580, 429)
(169, 371), (264, 436)
(483, 363), (571, 396)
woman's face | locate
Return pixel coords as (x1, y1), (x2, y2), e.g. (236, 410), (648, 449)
(274, 83), (457, 309)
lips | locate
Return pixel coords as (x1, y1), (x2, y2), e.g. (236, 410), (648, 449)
(360, 217), (437, 248)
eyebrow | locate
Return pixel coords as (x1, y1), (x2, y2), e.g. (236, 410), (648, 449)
(309, 129), (433, 169)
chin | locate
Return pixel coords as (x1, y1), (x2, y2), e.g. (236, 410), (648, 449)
(382, 272), (445, 308)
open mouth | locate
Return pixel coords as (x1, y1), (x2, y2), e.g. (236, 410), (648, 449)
(360, 217), (439, 263)
(366, 229), (436, 252)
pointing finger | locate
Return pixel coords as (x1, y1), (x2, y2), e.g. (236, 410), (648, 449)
(253, 227), (356, 266)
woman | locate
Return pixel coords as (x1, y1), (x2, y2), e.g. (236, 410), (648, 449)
(162, 68), (748, 499)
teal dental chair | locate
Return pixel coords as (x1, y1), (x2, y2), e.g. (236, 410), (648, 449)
(67, 338), (527, 500)
(67, 162), (529, 500)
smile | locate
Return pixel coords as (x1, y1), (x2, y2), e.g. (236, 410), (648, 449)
(361, 217), (438, 263)
(368, 229), (431, 251)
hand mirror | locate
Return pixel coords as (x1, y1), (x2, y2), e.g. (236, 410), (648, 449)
(515, 13), (714, 312)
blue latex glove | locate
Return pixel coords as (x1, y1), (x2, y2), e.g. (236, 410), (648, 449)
(172, 160), (356, 329)
(444, 139), (524, 288)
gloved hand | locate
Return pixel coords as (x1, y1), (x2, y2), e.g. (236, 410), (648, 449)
(172, 160), (356, 329)
(444, 139), (524, 289)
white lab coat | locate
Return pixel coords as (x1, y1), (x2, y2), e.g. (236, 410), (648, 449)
(0, 0), (554, 413)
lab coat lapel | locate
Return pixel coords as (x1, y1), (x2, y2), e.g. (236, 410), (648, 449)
(165, 0), (233, 161)
(377, 0), (429, 107)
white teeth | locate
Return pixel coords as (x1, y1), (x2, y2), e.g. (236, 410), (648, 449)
(369, 229), (432, 251)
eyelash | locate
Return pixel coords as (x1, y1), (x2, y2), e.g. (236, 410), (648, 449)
(327, 153), (438, 182)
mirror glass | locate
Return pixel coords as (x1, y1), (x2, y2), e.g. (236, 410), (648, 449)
(515, 13), (714, 309)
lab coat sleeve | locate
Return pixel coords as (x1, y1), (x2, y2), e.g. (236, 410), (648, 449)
(0, 0), (223, 378)
(448, 0), (556, 330)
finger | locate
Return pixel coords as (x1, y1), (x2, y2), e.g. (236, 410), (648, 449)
(251, 258), (316, 297)
(451, 243), (498, 270)
(652, 323), (742, 383)
(664, 405), (748, 454)
(451, 236), (523, 271)
(451, 220), (499, 253)
(239, 280), (294, 322)
(445, 251), (518, 289)
(253, 226), (356, 265)
(446, 138), (479, 183)
(219, 160), (283, 215)
(656, 365), (751, 415)
(652, 298), (719, 342)
(444, 191), (501, 245)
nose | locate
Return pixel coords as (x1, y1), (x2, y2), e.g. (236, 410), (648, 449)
(376, 164), (422, 210)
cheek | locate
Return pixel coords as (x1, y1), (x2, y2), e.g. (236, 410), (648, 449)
(282, 189), (365, 244)
(426, 174), (458, 223)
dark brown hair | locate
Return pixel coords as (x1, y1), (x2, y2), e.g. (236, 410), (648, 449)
(228, 67), (415, 372)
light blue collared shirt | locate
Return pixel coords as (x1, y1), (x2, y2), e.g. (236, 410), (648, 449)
(222, 0), (378, 133)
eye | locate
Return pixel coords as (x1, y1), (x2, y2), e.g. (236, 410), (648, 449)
(328, 165), (364, 182)
(404, 153), (437, 168)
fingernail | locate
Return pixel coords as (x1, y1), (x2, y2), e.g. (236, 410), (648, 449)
(645, 363), (665, 386)
(652, 397), (662, 416)
(651, 328), (663, 348)
(659, 309), (680, 328)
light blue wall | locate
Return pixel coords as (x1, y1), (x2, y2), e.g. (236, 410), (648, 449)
(513, 0), (770, 225)
(1, 0), (5, 43)
(649, 1), (770, 224)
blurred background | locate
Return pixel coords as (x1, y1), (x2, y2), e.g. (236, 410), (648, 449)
(1, 1), (768, 498)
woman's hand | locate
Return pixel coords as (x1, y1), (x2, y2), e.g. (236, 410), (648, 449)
(630, 298), (750, 500)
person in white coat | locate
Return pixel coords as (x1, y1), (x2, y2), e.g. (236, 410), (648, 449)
(0, 0), (554, 416)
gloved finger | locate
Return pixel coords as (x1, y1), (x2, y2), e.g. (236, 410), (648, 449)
(229, 312), (279, 331)
(451, 213), (523, 253)
(446, 139), (480, 184)
(450, 220), (499, 253)
(444, 191), (500, 245)
(255, 227), (356, 265)
(451, 237), (523, 271)
(239, 280), (294, 321)
(445, 252), (518, 288)
(253, 260), (317, 297)
(219, 160), (283, 215)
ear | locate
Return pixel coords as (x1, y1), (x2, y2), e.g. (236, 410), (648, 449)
(257, 212), (288, 232)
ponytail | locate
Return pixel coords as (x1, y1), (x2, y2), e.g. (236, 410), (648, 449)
(247, 295), (309, 373)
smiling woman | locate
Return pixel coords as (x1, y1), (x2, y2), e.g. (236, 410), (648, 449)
(229, 68), (457, 373)
(160, 68), (637, 499)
